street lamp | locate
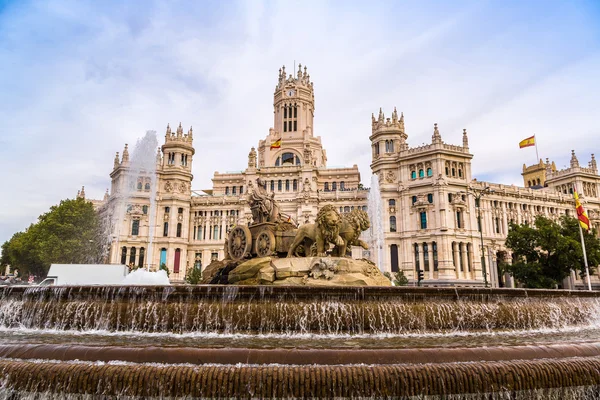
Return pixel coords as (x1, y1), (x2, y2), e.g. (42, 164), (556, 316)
(457, 185), (493, 288)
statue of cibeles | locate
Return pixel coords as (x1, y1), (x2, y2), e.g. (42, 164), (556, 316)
(249, 178), (280, 224)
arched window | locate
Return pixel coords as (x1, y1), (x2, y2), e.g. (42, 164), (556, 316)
(138, 247), (145, 268)
(293, 179), (298, 191)
(411, 171), (416, 180)
(282, 152), (295, 165)
(423, 243), (429, 271)
(344, 206), (350, 213)
(324, 182), (329, 191)
(121, 246), (127, 265)
(145, 183), (150, 190)
(232, 186), (237, 195)
(225, 186), (229, 195)
(389, 199), (396, 207)
(414, 244), (420, 271)
(163, 222), (169, 237)
(419, 169), (424, 178)
(432, 242), (438, 271)
(239, 186), (244, 194)
(390, 216), (397, 232)
(412, 196), (417, 205)
(270, 180), (275, 191)
(388, 140), (394, 152)
(332, 182), (337, 191)
(142, 205), (148, 214)
(340, 181), (345, 190)
(278, 180), (282, 191)
(427, 194), (433, 203)
(131, 220), (139, 236)
(174, 249), (181, 274)
(445, 167), (449, 175)
(537, 178), (541, 185)
(129, 247), (136, 265)
(176, 223), (182, 238)
(137, 182), (142, 190)
(160, 248), (167, 268)
(285, 179), (290, 191)
(458, 169), (463, 178)
(427, 168), (433, 177)
(452, 168), (456, 177)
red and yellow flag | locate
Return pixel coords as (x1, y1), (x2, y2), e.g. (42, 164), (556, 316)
(270, 139), (281, 149)
(519, 135), (535, 148)
(574, 190), (590, 231)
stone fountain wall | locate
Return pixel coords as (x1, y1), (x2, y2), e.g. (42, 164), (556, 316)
(1, 286), (600, 398)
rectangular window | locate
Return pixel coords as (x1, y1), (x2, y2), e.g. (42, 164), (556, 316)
(176, 223), (182, 238)
(213, 226), (219, 240)
(232, 186), (236, 195)
(131, 220), (139, 236)
(423, 244), (429, 271)
(496, 217), (500, 234)
(293, 121), (297, 131)
(457, 211), (463, 229)
(420, 212), (427, 229)
(432, 242), (438, 271)
(163, 222), (168, 237)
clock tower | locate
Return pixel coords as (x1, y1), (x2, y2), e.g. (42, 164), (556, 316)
(273, 64), (315, 138)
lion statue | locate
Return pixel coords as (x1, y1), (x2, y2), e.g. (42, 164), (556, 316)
(287, 205), (344, 257)
(332, 209), (371, 257)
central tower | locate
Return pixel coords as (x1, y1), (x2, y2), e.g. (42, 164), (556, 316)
(273, 64), (315, 138)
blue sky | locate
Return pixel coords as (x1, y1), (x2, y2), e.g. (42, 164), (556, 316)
(1, 0), (599, 245)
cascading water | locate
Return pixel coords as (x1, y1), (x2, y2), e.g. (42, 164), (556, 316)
(366, 174), (384, 270)
(107, 131), (159, 269)
(0, 286), (599, 398)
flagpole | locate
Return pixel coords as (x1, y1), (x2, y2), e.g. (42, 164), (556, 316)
(534, 134), (539, 162)
(578, 222), (592, 291)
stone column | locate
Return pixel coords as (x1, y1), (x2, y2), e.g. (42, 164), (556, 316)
(437, 237), (456, 280)
(453, 242), (460, 279)
(459, 243), (467, 280)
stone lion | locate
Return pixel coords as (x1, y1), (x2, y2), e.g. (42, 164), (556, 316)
(333, 209), (370, 257)
(287, 205), (344, 257)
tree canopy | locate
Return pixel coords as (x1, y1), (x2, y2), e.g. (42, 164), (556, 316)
(501, 215), (600, 288)
(0, 198), (102, 277)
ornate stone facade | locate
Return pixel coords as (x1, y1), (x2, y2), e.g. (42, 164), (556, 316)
(87, 65), (600, 288)
(370, 113), (600, 289)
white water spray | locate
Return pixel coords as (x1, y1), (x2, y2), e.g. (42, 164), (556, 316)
(366, 174), (384, 270)
(108, 131), (159, 269)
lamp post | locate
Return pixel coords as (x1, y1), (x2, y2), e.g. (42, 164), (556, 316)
(458, 186), (493, 288)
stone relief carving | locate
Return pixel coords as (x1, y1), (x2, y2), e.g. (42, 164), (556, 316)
(385, 170), (396, 183)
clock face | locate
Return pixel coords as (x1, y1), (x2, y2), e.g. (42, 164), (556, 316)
(287, 89), (296, 97)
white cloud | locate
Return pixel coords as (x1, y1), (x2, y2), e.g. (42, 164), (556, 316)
(0, 0), (599, 243)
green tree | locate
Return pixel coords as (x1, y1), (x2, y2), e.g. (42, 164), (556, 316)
(185, 265), (202, 284)
(383, 271), (409, 286)
(503, 216), (600, 288)
(0, 198), (102, 277)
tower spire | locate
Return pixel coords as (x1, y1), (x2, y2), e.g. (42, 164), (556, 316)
(121, 144), (129, 163)
(570, 150), (579, 168)
(462, 129), (469, 150)
(432, 123), (442, 144)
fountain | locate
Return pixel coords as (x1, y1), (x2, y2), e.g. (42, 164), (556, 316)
(106, 131), (159, 269)
(2, 150), (600, 398)
(366, 174), (384, 270)
(0, 285), (599, 398)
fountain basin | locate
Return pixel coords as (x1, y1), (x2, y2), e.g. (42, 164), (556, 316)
(0, 286), (599, 398)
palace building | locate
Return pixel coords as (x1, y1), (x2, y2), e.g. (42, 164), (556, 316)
(87, 65), (600, 288)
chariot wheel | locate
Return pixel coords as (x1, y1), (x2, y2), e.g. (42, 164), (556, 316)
(255, 230), (276, 258)
(228, 225), (252, 261)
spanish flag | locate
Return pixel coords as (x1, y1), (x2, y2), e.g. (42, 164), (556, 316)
(574, 190), (590, 231)
(519, 135), (535, 148)
(270, 139), (281, 149)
